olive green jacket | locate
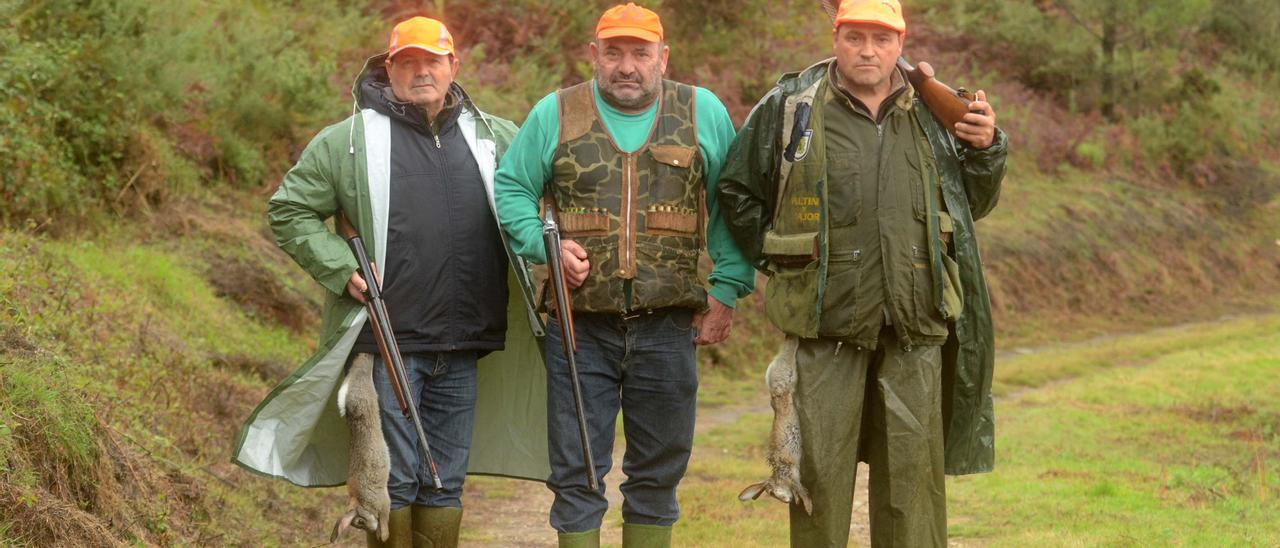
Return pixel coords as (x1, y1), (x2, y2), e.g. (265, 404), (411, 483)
(718, 58), (1008, 474)
(232, 57), (551, 486)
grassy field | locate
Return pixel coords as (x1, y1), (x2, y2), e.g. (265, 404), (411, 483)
(0, 194), (347, 545)
(664, 313), (1280, 546)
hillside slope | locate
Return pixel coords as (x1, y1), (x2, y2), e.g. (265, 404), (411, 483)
(2, 0), (1278, 545)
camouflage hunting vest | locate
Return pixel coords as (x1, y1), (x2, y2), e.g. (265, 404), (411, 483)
(548, 80), (706, 314)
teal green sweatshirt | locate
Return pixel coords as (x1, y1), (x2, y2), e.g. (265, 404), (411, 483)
(494, 81), (755, 308)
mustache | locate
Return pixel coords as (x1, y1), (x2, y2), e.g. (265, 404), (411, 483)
(410, 77), (436, 87)
(611, 73), (642, 84)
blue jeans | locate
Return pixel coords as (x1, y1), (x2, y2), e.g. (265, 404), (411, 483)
(543, 308), (699, 532)
(364, 351), (477, 509)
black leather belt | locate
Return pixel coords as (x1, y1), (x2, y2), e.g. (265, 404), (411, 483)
(549, 307), (681, 322)
(620, 307), (666, 321)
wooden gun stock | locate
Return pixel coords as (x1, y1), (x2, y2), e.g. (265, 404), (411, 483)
(897, 59), (979, 139)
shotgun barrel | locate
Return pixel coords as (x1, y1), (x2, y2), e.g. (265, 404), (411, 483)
(336, 214), (444, 490)
(542, 205), (599, 491)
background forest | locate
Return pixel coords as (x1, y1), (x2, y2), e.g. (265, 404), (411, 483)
(1, 0), (1277, 545)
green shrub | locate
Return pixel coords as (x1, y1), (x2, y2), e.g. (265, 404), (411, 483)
(1208, 0), (1280, 75)
(0, 0), (378, 229)
(915, 0), (1214, 119)
(1074, 140), (1106, 169)
(1128, 66), (1278, 175)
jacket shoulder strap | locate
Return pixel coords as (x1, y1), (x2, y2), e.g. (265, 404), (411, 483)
(772, 79), (824, 226)
(557, 82), (596, 145)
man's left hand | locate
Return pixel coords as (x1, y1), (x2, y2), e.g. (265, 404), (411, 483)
(692, 296), (734, 345)
(955, 89), (996, 149)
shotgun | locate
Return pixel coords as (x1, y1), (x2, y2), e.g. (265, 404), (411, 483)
(542, 205), (599, 491)
(336, 214), (443, 490)
(896, 58), (982, 139)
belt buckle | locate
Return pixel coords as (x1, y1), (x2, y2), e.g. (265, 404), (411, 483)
(620, 308), (650, 321)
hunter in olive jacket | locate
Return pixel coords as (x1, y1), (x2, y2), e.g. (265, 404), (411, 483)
(232, 55), (551, 486)
(717, 58), (1008, 475)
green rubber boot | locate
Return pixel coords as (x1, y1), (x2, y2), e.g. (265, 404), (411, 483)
(558, 528), (601, 548)
(367, 506), (412, 547)
(409, 505), (463, 548)
(622, 523), (672, 548)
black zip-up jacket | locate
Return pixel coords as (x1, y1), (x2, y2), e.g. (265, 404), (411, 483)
(352, 67), (509, 355)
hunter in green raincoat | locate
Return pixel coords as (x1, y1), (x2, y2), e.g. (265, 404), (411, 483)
(717, 1), (1008, 546)
(233, 16), (549, 546)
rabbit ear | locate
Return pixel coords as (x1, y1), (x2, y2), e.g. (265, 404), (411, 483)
(738, 482), (768, 502)
(378, 507), (391, 541)
(330, 509), (357, 543)
(377, 519), (390, 542)
(798, 491), (814, 515)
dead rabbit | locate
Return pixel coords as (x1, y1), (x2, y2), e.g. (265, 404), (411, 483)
(330, 353), (391, 542)
(738, 336), (813, 514)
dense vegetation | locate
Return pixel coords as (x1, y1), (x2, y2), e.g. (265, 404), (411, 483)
(1, 0), (380, 229)
(1, 0), (1277, 545)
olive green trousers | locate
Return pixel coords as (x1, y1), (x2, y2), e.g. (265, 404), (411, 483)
(789, 331), (947, 547)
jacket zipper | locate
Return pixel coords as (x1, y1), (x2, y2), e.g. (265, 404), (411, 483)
(437, 126), (455, 340)
(622, 153), (635, 278)
(876, 113), (911, 350)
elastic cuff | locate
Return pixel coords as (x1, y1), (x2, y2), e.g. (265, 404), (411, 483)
(708, 284), (738, 309)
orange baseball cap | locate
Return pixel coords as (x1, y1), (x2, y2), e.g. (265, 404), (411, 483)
(834, 0), (907, 34)
(596, 3), (664, 43)
(388, 16), (455, 58)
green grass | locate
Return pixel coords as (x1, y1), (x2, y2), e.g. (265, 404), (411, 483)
(993, 314), (1280, 397)
(0, 224), (343, 545)
(950, 314), (1280, 545)
(667, 313), (1280, 546)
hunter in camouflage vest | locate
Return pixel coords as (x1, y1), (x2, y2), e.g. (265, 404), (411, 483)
(547, 79), (707, 313)
(493, 3), (754, 546)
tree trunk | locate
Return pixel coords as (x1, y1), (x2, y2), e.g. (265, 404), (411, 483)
(1100, 2), (1117, 121)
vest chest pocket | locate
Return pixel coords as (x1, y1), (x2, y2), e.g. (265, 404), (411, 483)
(906, 143), (927, 221)
(647, 145), (699, 202)
(649, 144), (696, 167)
(645, 145), (701, 237)
(826, 151), (860, 227)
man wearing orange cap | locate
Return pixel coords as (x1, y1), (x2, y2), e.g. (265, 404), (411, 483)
(234, 16), (550, 548)
(494, 3), (754, 547)
(718, 0), (1008, 545)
